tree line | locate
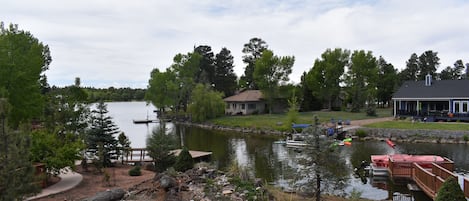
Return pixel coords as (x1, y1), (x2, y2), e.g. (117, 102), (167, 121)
(48, 85), (146, 102)
(145, 38), (469, 120)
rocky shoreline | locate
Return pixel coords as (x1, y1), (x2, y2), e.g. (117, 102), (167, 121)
(177, 121), (469, 144)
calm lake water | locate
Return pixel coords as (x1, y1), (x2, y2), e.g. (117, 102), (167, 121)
(106, 102), (469, 201)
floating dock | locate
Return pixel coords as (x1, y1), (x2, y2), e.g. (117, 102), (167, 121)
(123, 148), (212, 163)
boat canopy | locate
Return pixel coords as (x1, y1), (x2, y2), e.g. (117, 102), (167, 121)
(291, 124), (311, 129)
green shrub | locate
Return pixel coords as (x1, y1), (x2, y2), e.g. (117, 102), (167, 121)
(463, 134), (469, 142)
(174, 147), (194, 172)
(355, 129), (367, 138)
(435, 176), (465, 201)
(128, 166), (142, 176)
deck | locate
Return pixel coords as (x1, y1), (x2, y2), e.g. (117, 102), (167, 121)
(123, 148), (212, 163)
(385, 156), (469, 200)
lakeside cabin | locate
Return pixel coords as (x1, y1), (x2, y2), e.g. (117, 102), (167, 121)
(392, 74), (469, 122)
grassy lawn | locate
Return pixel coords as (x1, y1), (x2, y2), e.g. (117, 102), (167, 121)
(364, 120), (469, 131)
(209, 108), (392, 132)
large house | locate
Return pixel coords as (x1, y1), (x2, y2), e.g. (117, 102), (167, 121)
(392, 74), (469, 122)
(223, 90), (266, 115)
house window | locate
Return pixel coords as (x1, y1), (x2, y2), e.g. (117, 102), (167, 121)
(248, 104), (256, 109)
(232, 104), (236, 109)
(463, 102), (468, 113)
(454, 102), (460, 113)
(241, 104), (245, 109)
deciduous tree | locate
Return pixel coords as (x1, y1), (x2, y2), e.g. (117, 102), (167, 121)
(0, 23), (51, 127)
(377, 56), (398, 107)
(253, 50), (294, 114)
(187, 84), (225, 122)
(306, 48), (350, 110)
(145, 68), (178, 117)
(345, 50), (378, 113)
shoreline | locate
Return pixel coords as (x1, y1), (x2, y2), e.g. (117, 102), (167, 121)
(176, 120), (469, 144)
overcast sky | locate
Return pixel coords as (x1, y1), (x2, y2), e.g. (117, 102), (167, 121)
(2, 0), (469, 88)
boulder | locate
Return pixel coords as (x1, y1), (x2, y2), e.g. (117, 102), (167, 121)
(82, 188), (126, 201)
(160, 174), (177, 190)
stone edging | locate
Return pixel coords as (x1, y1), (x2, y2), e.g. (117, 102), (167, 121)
(176, 121), (469, 144)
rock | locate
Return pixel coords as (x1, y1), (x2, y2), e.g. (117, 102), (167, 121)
(160, 174), (177, 190)
(222, 189), (233, 195)
(82, 188), (126, 201)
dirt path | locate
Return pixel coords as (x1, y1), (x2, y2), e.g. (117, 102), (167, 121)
(349, 117), (394, 126)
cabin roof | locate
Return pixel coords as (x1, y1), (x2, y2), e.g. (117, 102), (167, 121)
(223, 90), (263, 102)
(393, 80), (469, 99)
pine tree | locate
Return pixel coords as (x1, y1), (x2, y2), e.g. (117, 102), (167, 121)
(86, 100), (119, 167)
(435, 176), (465, 201)
(0, 98), (39, 200)
(146, 123), (177, 172)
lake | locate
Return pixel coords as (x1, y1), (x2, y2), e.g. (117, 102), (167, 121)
(106, 101), (469, 201)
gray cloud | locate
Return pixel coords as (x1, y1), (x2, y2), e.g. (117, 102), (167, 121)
(1, 0), (468, 88)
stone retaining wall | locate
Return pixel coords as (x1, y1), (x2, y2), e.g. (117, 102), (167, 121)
(348, 127), (469, 144)
(177, 121), (469, 144)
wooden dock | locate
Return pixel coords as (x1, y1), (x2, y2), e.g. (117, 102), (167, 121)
(123, 148), (212, 163)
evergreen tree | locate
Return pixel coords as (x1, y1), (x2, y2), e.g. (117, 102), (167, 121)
(117, 132), (131, 164)
(435, 176), (465, 201)
(174, 146), (194, 172)
(439, 60), (465, 80)
(194, 45), (216, 85)
(146, 123), (177, 172)
(214, 47), (238, 97)
(399, 53), (420, 81)
(417, 50), (440, 80)
(86, 100), (119, 167)
(0, 97), (39, 200)
(240, 37), (268, 89)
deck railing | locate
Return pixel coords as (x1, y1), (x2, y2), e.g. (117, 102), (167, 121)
(412, 162), (459, 199)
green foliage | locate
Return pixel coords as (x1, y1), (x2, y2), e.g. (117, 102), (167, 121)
(0, 23), (51, 128)
(145, 68), (178, 116)
(117, 132), (131, 164)
(240, 37), (268, 89)
(30, 130), (84, 175)
(187, 84), (225, 122)
(355, 130), (368, 138)
(435, 176), (465, 201)
(128, 166), (142, 176)
(286, 96), (299, 126)
(0, 98), (39, 199)
(306, 48), (350, 111)
(214, 47), (238, 97)
(463, 134), (469, 142)
(253, 49), (294, 114)
(86, 101), (120, 168)
(146, 123), (177, 172)
(346, 50), (378, 113)
(376, 56), (398, 107)
(174, 147), (194, 172)
(84, 87), (145, 102)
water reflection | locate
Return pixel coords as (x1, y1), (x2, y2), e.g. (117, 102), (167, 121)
(106, 102), (469, 201)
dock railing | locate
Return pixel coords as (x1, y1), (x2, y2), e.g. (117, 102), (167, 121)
(465, 177), (469, 198)
(411, 162), (458, 199)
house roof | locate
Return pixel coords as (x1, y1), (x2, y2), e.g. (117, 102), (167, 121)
(393, 80), (469, 99)
(223, 90), (264, 102)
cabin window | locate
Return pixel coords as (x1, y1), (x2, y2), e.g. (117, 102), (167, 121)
(232, 104), (236, 109)
(248, 104), (256, 109)
(463, 102), (468, 113)
(241, 104), (245, 109)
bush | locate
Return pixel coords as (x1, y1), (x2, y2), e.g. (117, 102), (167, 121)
(174, 147), (194, 172)
(435, 176), (465, 201)
(355, 130), (368, 138)
(128, 166), (142, 176)
(463, 134), (469, 142)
